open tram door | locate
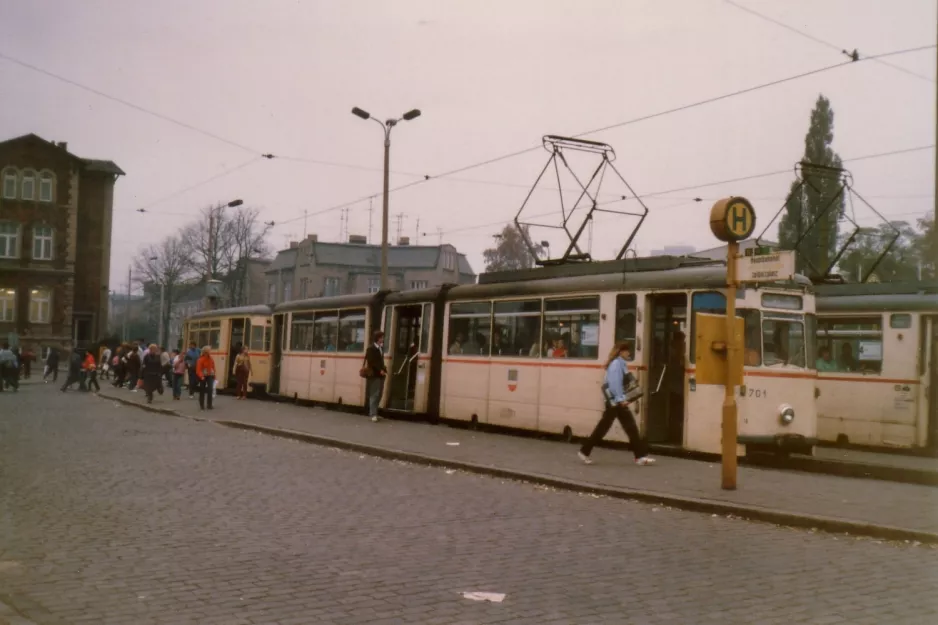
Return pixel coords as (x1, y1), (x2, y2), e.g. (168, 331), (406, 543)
(270, 313), (285, 395)
(226, 318), (247, 388)
(644, 293), (688, 445)
(386, 304), (431, 413)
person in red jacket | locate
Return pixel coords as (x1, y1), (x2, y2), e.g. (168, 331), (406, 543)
(195, 346), (216, 411)
(82, 349), (100, 393)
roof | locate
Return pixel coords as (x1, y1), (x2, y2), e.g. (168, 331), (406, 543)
(189, 305), (274, 320)
(266, 241), (476, 275)
(80, 158), (126, 176)
(265, 248), (298, 273)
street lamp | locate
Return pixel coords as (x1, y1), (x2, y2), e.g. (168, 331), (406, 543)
(351, 106), (421, 290)
(208, 198), (243, 279)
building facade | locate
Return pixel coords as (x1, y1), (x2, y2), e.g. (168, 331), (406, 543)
(0, 133), (124, 352)
(264, 235), (476, 304)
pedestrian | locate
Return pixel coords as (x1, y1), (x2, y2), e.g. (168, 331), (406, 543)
(578, 341), (656, 466)
(184, 341), (200, 398)
(141, 344), (164, 404)
(100, 345), (112, 380)
(233, 345), (252, 400)
(171, 349), (186, 400)
(22, 346), (34, 379)
(160, 345), (172, 387)
(195, 346), (216, 411)
(111, 346), (125, 387)
(60, 347), (83, 392)
(0, 343), (18, 392)
(82, 348), (100, 393)
(43, 347), (59, 383)
(363, 330), (387, 422)
(126, 344), (141, 391)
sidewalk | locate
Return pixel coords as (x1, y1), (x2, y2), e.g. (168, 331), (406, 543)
(94, 385), (938, 542)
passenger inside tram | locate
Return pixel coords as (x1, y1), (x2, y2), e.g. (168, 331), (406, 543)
(816, 346), (837, 372)
(448, 333), (464, 354)
(839, 343), (857, 372)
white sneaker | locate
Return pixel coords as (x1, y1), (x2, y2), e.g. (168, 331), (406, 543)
(371, 416), (379, 422)
(635, 456), (656, 466)
(577, 451), (593, 465)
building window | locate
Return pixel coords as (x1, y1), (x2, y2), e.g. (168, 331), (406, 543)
(282, 281), (292, 302)
(29, 288), (51, 323)
(21, 170), (36, 201)
(409, 280), (429, 290)
(443, 251), (456, 271)
(39, 172), (54, 203)
(323, 277), (340, 297)
(0, 222), (19, 258)
(0, 288), (15, 322)
(367, 278), (379, 294)
(33, 226), (53, 260)
(1, 169), (16, 199)
(267, 283), (276, 304)
(299, 278), (308, 299)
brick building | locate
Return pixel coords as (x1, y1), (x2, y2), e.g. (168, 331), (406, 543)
(264, 234), (475, 304)
(0, 133), (124, 353)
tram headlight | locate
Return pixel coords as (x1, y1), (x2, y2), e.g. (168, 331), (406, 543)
(778, 404), (795, 426)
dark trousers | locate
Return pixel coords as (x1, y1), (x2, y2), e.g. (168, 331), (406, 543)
(60, 372), (82, 392)
(198, 376), (215, 409)
(188, 368), (198, 396)
(172, 373), (184, 398)
(580, 403), (649, 459)
(43, 366), (58, 382)
(86, 370), (100, 392)
(1, 366), (18, 390)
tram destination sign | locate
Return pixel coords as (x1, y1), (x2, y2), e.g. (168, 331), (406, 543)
(735, 250), (795, 283)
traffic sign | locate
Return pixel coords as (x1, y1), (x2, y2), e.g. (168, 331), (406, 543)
(736, 250), (795, 283)
(709, 197), (756, 242)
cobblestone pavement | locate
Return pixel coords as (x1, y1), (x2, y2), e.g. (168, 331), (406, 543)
(93, 384), (938, 535)
(2, 386), (938, 624)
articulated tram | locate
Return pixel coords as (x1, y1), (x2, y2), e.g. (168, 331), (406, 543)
(815, 282), (938, 451)
(184, 256), (820, 456)
(182, 305), (274, 390)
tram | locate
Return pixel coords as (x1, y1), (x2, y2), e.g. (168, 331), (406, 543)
(182, 305), (274, 391)
(203, 256), (816, 456)
(815, 281), (938, 450)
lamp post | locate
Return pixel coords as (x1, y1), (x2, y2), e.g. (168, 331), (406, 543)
(207, 199), (244, 280)
(351, 106), (421, 290)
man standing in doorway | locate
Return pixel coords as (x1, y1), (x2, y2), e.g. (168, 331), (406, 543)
(364, 331), (387, 422)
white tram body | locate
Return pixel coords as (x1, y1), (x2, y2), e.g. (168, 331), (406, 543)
(182, 305), (274, 390)
(815, 282), (938, 450)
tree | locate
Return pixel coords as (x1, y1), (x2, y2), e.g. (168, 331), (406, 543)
(837, 214), (935, 282)
(133, 235), (193, 347)
(778, 95), (844, 277)
(179, 203), (272, 305)
(483, 224), (536, 272)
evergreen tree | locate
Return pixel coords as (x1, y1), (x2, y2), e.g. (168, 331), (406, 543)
(778, 95), (844, 277)
(483, 225), (536, 272)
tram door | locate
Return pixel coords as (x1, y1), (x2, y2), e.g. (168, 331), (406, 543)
(226, 318), (247, 388)
(387, 305), (425, 412)
(645, 293), (688, 444)
(269, 314), (285, 395)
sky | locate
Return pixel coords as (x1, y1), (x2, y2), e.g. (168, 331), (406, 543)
(1, 0), (935, 291)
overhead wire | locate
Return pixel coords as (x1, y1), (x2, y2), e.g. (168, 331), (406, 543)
(723, 0), (936, 84)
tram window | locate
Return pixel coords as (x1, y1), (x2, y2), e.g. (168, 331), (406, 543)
(761, 293), (803, 310)
(543, 296), (600, 359)
(689, 291), (726, 363)
(763, 314), (805, 367)
(314, 311), (339, 351)
(804, 313), (816, 370)
(740, 309), (762, 366)
(890, 313), (912, 329)
(420, 304), (431, 354)
(493, 299), (541, 357)
(816, 316), (883, 374)
(209, 329), (220, 350)
(339, 308), (367, 352)
(615, 294), (637, 360)
(264, 326), (271, 352)
(290, 313), (315, 351)
(448, 301), (492, 356)
(249, 325), (265, 351)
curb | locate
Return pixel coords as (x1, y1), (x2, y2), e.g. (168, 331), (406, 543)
(97, 392), (938, 544)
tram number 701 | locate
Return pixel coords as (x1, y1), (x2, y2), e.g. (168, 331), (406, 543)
(748, 388), (767, 399)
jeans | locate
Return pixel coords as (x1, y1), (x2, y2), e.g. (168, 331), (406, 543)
(366, 376), (384, 417)
(198, 376), (215, 410)
(86, 370), (100, 392)
(187, 367), (198, 396)
(580, 403), (649, 459)
(173, 373), (184, 398)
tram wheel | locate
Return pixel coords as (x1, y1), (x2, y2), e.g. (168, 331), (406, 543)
(470, 414), (479, 431)
(563, 426), (573, 443)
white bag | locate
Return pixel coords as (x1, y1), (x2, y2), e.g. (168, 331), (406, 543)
(213, 379), (218, 397)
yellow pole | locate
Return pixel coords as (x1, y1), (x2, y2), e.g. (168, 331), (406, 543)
(722, 241), (739, 490)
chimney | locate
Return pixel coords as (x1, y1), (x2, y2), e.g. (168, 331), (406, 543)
(57, 141), (68, 151)
(289, 241), (299, 249)
(398, 236), (410, 246)
(349, 234), (367, 244)
(306, 234), (318, 242)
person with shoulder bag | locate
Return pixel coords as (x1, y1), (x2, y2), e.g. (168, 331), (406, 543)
(578, 341), (655, 466)
(362, 331), (387, 422)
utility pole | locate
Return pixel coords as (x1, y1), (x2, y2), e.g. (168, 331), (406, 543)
(123, 266), (130, 342)
(395, 212), (405, 243)
(933, 36), (937, 275)
(368, 197), (374, 244)
(158, 282), (165, 347)
(208, 207), (215, 280)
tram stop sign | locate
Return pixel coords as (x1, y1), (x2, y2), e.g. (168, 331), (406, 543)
(709, 197), (756, 242)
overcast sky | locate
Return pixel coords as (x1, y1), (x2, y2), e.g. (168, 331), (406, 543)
(1, 0), (935, 290)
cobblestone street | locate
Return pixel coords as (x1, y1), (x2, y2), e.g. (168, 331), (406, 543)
(2, 387), (937, 624)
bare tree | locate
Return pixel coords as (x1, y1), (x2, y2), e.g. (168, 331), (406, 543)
(179, 203), (272, 306)
(133, 235), (194, 347)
